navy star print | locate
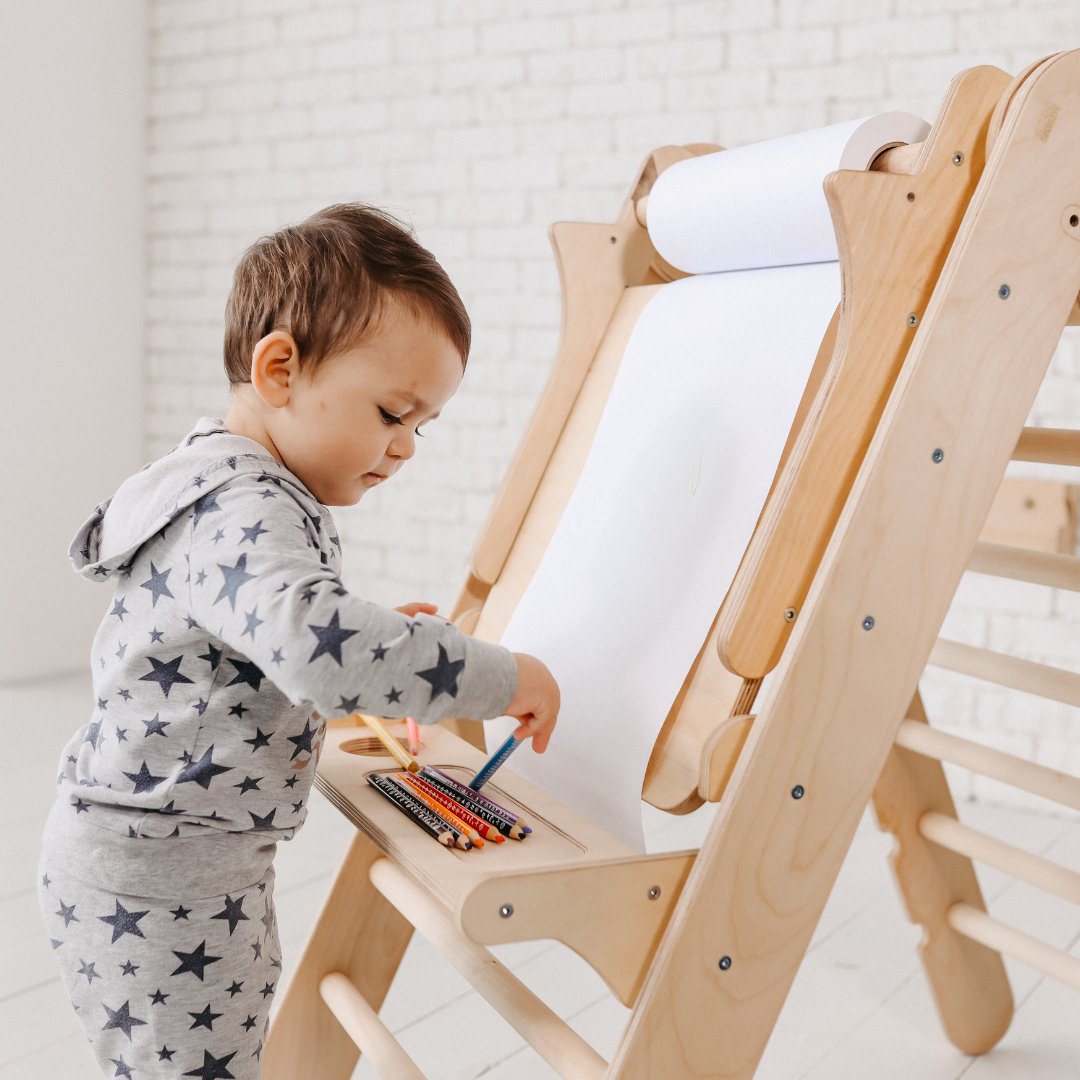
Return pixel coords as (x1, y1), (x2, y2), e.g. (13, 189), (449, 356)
(45, 424), (517, 1078)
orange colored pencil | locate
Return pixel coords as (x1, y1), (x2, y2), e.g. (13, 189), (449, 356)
(403, 772), (506, 843)
(391, 774), (484, 847)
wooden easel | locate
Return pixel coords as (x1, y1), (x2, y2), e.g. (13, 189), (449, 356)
(265, 51), (1080, 1078)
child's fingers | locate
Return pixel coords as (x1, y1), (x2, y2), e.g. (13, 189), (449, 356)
(394, 601), (439, 616)
(511, 714), (554, 753)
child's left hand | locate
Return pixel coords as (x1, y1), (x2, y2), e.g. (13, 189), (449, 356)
(395, 602), (440, 618)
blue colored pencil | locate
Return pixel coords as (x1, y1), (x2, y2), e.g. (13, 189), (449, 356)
(468, 733), (523, 791)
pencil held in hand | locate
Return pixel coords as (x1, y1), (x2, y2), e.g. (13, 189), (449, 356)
(468, 733), (523, 791)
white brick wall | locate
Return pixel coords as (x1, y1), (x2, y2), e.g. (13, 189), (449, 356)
(146, 0), (1080, 808)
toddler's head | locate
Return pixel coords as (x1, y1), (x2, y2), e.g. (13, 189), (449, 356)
(222, 204), (470, 506)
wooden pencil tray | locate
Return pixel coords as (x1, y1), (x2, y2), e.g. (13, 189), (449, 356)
(316, 722), (696, 1005)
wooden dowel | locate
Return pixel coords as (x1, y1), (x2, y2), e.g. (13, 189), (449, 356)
(967, 541), (1080, 592)
(870, 141), (924, 173)
(929, 638), (1080, 709)
(318, 971), (426, 1080)
(948, 901), (1080, 991)
(1013, 426), (1080, 466)
(895, 719), (1080, 811)
(919, 810), (1080, 905)
(368, 859), (608, 1080)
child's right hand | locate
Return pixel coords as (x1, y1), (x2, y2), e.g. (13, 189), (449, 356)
(506, 653), (560, 753)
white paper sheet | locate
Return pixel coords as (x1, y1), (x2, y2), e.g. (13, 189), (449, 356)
(486, 114), (928, 850)
(489, 264), (839, 848)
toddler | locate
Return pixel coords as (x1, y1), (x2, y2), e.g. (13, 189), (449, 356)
(38, 203), (559, 1080)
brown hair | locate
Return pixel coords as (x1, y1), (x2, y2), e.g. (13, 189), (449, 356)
(223, 203), (470, 384)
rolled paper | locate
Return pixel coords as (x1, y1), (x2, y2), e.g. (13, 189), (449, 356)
(646, 113), (930, 274)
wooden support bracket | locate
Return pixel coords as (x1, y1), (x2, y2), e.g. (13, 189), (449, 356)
(460, 850), (696, 1006)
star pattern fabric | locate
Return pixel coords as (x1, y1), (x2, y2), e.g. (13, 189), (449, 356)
(53, 418), (516, 845)
(44, 418), (519, 1071)
(37, 864), (280, 1080)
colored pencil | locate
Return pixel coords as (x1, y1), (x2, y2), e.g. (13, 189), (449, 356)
(405, 716), (422, 756)
(422, 765), (532, 834)
(379, 774), (472, 849)
(391, 774), (484, 847)
(468, 733), (523, 791)
(366, 773), (454, 848)
(401, 772), (506, 843)
(418, 768), (528, 840)
(359, 713), (420, 773)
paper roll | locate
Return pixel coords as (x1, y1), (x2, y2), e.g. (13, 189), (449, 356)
(647, 112), (931, 275)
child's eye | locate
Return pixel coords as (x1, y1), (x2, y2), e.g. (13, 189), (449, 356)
(380, 405), (427, 438)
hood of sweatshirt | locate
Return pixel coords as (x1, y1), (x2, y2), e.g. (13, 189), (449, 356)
(69, 417), (322, 581)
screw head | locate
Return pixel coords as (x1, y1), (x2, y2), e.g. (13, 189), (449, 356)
(718, 955), (732, 971)
(783, 607), (796, 622)
(791, 785), (805, 800)
(907, 312), (919, 327)
(862, 615), (875, 631)
(499, 903), (514, 919)
(998, 284), (1011, 299)
(932, 448), (944, 463)
(648, 885), (661, 900)
(952, 152), (965, 165)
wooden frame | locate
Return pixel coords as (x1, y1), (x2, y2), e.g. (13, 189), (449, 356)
(265, 51), (1080, 1078)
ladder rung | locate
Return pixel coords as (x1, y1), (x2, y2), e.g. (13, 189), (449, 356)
(895, 719), (1080, 811)
(919, 810), (1080, 905)
(929, 638), (1080, 709)
(1013, 426), (1080, 466)
(967, 541), (1080, 592)
(948, 901), (1080, 991)
(318, 971), (426, 1080)
(369, 858), (609, 1080)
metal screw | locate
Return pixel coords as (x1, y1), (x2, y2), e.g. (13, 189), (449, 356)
(792, 785), (805, 800)
(499, 903), (514, 919)
(783, 608), (796, 622)
(999, 284), (1011, 299)
(648, 885), (662, 900)
(862, 615), (875, 631)
(932, 448), (944, 463)
(952, 152), (964, 165)
(907, 312), (919, 327)
(718, 956), (732, 971)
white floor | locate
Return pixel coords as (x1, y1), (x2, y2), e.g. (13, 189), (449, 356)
(3, 672), (1079, 1079)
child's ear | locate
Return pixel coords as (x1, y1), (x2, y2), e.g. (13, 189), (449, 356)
(250, 331), (300, 408)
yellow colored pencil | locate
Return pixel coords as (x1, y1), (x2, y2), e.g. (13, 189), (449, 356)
(358, 714), (420, 773)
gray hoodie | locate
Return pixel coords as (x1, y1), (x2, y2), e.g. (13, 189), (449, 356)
(54, 417), (516, 877)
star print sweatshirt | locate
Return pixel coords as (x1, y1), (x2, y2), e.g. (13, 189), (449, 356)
(49, 417), (517, 893)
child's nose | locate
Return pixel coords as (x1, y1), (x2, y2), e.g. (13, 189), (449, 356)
(388, 428), (416, 461)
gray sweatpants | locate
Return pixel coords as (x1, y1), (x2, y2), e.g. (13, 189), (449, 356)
(38, 802), (282, 1080)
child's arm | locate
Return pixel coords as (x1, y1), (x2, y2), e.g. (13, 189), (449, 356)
(184, 472), (516, 725)
(393, 602), (559, 751)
